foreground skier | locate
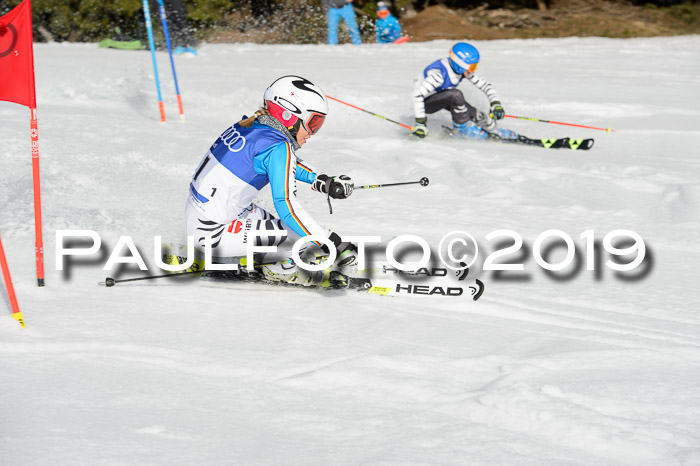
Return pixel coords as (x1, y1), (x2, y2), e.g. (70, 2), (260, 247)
(185, 75), (357, 286)
(412, 42), (514, 140)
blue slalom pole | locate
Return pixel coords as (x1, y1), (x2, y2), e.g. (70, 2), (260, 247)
(156, 0), (186, 122)
(142, 0), (166, 122)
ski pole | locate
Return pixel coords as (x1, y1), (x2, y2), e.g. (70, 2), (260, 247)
(156, 0), (186, 122)
(142, 0), (166, 122)
(325, 95), (414, 131)
(357, 177), (429, 189)
(504, 114), (614, 132)
(99, 269), (203, 287)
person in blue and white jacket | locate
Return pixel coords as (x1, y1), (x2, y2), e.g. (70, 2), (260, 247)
(185, 76), (356, 286)
(412, 42), (514, 140)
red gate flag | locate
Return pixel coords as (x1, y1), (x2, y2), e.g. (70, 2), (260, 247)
(0, 0), (44, 287)
(0, 0), (36, 107)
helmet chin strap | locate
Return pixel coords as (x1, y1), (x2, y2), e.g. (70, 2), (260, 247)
(287, 119), (302, 139)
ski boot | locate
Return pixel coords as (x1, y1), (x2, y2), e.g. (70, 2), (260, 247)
(452, 121), (489, 140)
(451, 116), (519, 140)
(495, 128), (518, 140)
(299, 246), (357, 273)
(476, 111), (518, 140)
(161, 243), (206, 273)
(174, 46), (198, 56)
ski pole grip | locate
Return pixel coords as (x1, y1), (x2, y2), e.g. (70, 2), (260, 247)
(330, 183), (345, 199)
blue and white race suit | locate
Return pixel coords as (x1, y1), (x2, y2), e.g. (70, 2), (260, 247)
(412, 58), (501, 121)
(185, 118), (326, 260)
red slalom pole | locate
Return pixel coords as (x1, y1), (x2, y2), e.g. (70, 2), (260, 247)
(30, 107), (45, 286)
(0, 232), (26, 328)
(504, 114), (614, 132)
(326, 95), (414, 131)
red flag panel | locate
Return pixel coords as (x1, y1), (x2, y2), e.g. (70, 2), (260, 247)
(0, 0), (36, 108)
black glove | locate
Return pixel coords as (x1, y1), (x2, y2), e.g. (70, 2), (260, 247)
(327, 232), (358, 267)
(313, 174), (354, 199)
(490, 101), (505, 120)
(412, 117), (428, 138)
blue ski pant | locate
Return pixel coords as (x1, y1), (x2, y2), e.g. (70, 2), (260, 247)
(327, 4), (362, 45)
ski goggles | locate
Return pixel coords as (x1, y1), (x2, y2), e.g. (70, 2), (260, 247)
(303, 111), (326, 135)
(449, 52), (479, 74)
(377, 9), (390, 19)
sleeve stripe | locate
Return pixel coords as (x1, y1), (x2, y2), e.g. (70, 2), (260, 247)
(296, 161), (313, 173)
(468, 73), (500, 103)
(283, 143), (314, 237)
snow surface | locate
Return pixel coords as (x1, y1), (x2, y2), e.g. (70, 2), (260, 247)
(1, 36), (700, 465)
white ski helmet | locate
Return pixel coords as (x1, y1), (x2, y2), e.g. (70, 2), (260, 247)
(263, 75), (328, 135)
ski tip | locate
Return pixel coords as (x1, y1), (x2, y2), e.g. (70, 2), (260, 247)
(578, 138), (595, 150)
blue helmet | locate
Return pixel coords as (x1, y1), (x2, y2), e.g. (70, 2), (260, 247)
(448, 42), (480, 75)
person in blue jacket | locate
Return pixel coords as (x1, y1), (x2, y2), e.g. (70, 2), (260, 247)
(375, 3), (401, 44)
(185, 76), (357, 286)
(324, 0), (362, 45)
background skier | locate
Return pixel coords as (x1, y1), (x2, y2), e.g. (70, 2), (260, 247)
(323, 0), (362, 45)
(185, 75), (357, 286)
(164, 0), (198, 55)
(411, 42), (510, 140)
(375, 3), (402, 44)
